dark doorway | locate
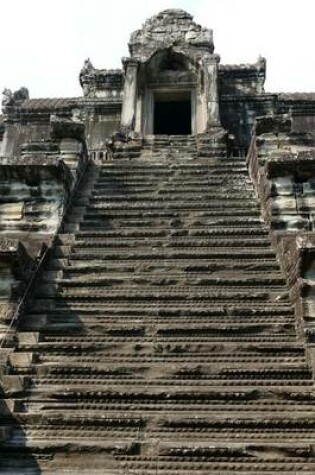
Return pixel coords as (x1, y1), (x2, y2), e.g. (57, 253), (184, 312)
(154, 92), (192, 135)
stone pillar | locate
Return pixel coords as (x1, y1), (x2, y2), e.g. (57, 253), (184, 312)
(120, 58), (139, 132)
(205, 57), (221, 128)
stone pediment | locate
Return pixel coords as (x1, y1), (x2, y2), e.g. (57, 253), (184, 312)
(129, 9), (214, 62)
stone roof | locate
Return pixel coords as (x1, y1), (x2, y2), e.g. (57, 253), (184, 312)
(220, 62), (265, 72)
(18, 98), (78, 110)
(278, 93), (315, 101)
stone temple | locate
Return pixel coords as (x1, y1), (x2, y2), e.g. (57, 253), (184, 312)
(2, 8), (315, 474)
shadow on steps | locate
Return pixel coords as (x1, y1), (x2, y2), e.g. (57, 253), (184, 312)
(0, 388), (42, 474)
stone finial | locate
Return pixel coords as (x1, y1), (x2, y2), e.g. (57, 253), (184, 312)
(79, 58), (96, 95)
(1, 88), (14, 112)
(257, 55), (266, 71)
(81, 58), (95, 75)
(1, 87), (29, 113)
(13, 87), (29, 102)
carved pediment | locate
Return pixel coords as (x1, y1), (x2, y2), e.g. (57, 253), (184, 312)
(129, 9), (214, 62)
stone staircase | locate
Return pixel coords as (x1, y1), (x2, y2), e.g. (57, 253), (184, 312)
(1, 143), (315, 473)
(141, 134), (227, 160)
(110, 131), (227, 161)
(141, 135), (198, 160)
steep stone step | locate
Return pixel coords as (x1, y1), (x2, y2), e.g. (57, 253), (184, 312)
(69, 227), (270, 240)
(85, 197), (259, 209)
(46, 273), (286, 287)
(63, 210), (264, 229)
(34, 286), (289, 305)
(90, 185), (255, 194)
(96, 166), (248, 174)
(22, 302), (295, 318)
(58, 266), (284, 278)
(75, 208), (262, 217)
(18, 341), (304, 366)
(64, 215), (265, 230)
(75, 212), (263, 226)
(22, 313), (295, 331)
(58, 228), (269, 241)
(65, 238), (273, 250)
(87, 194), (257, 204)
(48, 256), (281, 272)
(93, 176), (252, 186)
(9, 151), (312, 473)
(53, 247), (278, 260)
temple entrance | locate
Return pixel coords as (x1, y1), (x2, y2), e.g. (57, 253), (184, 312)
(153, 91), (192, 135)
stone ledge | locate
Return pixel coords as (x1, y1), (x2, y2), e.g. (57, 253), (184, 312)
(0, 154), (72, 188)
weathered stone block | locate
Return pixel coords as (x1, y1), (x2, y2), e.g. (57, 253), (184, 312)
(16, 332), (39, 345)
(271, 215), (310, 231)
(0, 203), (24, 221)
(1, 375), (25, 395)
(299, 196), (315, 211)
(303, 180), (315, 195)
(271, 196), (297, 211)
(271, 176), (295, 196)
(8, 353), (34, 369)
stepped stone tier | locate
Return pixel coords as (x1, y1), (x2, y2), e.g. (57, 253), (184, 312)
(1, 8), (315, 475)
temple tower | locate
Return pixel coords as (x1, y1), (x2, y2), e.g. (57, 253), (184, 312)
(120, 9), (221, 135)
(2, 8), (315, 475)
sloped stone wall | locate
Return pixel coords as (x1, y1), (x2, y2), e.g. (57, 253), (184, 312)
(247, 115), (315, 358)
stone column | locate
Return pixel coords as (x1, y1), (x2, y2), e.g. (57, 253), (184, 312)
(120, 58), (139, 132)
(205, 57), (221, 128)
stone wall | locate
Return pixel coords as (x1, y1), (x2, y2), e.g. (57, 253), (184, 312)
(0, 111), (89, 362)
(0, 239), (33, 339)
(247, 115), (315, 360)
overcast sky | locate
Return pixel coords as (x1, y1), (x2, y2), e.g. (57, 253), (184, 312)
(0, 0), (314, 99)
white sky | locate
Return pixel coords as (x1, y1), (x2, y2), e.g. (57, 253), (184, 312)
(0, 0), (314, 99)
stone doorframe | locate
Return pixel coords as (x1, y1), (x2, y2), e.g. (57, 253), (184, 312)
(120, 9), (221, 136)
(121, 57), (220, 136)
(138, 87), (198, 136)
